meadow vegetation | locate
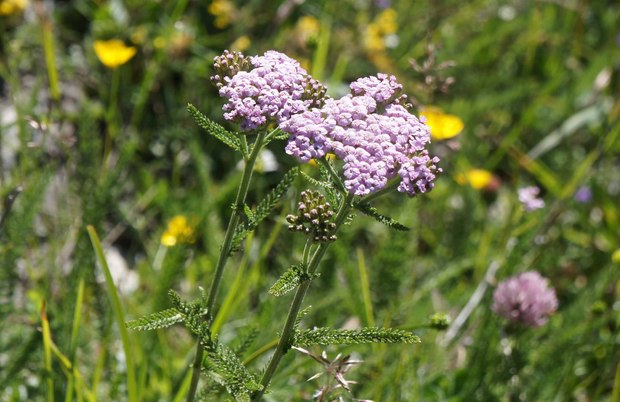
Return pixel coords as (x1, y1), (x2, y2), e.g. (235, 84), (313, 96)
(1, 0), (619, 401)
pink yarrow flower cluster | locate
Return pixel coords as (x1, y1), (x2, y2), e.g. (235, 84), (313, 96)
(283, 73), (441, 196)
(213, 50), (325, 131)
(492, 271), (558, 327)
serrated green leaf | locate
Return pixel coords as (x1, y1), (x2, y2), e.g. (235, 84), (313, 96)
(204, 342), (263, 400)
(230, 167), (299, 252)
(126, 308), (184, 331)
(354, 202), (410, 231)
(242, 204), (254, 222)
(255, 167), (298, 222)
(268, 264), (314, 297)
(167, 291), (259, 400)
(299, 171), (332, 190)
(232, 327), (259, 356)
(294, 306), (313, 331)
(272, 130), (289, 140)
(188, 103), (243, 154)
(294, 327), (421, 346)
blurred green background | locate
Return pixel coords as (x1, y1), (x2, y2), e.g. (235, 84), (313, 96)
(1, 0), (619, 400)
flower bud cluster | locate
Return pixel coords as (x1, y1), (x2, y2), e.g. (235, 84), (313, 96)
(211, 50), (251, 89)
(286, 190), (337, 243)
(283, 73), (441, 196)
(212, 50), (327, 131)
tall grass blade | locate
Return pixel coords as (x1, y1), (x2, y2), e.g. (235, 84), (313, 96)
(41, 302), (55, 402)
(356, 248), (375, 327)
(87, 225), (138, 402)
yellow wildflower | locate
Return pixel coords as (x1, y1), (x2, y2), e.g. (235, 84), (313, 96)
(364, 24), (384, 53)
(208, 0), (236, 29)
(0, 0), (27, 16)
(161, 215), (196, 247)
(295, 15), (320, 45)
(231, 35), (250, 52)
(455, 169), (494, 190)
(93, 39), (137, 69)
(612, 249), (620, 264)
(153, 36), (166, 49)
(375, 8), (397, 34)
(364, 8), (397, 53)
(308, 153), (336, 167)
(420, 107), (464, 141)
(364, 8), (398, 70)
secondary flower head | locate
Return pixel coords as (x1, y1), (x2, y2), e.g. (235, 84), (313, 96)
(161, 215), (196, 247)
(420, 107), (464, 141)
(518, 185), (545, 211)
(286, 190), (337, 243)
(492, 271), (558, 327)
(283, 73), (441, 197)
(213, 50), (327, 131)
(94, 39), (137, 69)
(211, 50), (251, 88)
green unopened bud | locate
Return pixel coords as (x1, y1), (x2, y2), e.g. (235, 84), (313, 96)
(287, 190), (337, 243)
(429, 312), (450, 330)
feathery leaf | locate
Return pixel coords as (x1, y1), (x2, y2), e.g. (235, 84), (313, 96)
(294, 327), (421, 346)
(294, 306), (313, 331)
(204, 342), (263, 400)
(271, 130), (289, 140)
(231, 167), (299, 252)
(354, 202), (410, 231)
(168, 291), (260, 400)
(188, 103), (243, 154)
(125, 308), (184, 331)
(299, 171), (332, 190)
(253, 167), (298, 223)
(232, 327), (259, 357)
(268, 264), (315, 297)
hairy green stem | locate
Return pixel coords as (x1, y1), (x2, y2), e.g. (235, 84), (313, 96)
(317, 158), (346, 192)
(251, 192), (355, 401)
(185, 131), (266, 402)
(301, 239), (312, 268)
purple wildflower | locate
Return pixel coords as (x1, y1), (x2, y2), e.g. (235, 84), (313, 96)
(518, 186), (544, 211)
(573, 186), (592, 203)
(282, 74), (441, 197)
(213, 50), (326, 131)
(492, 271), (558, 327)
